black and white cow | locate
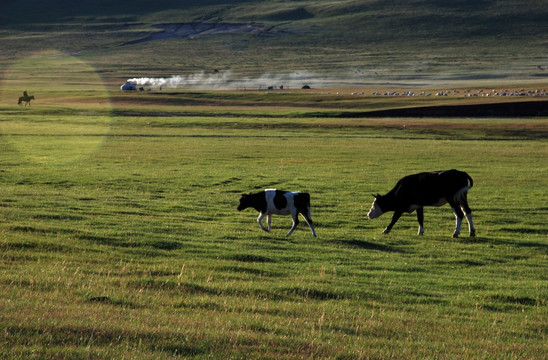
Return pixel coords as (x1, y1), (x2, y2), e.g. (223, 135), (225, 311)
(367, 169), (475, 237)
(237, 189), (316, 237)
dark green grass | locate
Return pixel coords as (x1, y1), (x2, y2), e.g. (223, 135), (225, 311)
(0, 98), (546, 358)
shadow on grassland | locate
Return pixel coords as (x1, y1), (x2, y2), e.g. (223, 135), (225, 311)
(330, 239), (406, 253)
(339, 100), (548, 118)
(448, 234), (548, 250)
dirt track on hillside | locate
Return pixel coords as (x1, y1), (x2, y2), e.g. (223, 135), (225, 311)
(123, 22), (269, 45)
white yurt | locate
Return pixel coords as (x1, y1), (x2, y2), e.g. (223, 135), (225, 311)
(120, 81), (137, 91)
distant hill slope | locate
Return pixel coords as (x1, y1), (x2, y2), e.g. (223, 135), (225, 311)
(1, 0), (547, 86)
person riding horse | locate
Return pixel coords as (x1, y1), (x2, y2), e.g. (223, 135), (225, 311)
(18, 90), (35, 106)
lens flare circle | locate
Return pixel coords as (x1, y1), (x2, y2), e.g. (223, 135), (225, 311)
(0, 50), (112, 166)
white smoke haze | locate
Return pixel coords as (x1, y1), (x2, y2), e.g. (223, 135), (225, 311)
(127, 70), (322, 90)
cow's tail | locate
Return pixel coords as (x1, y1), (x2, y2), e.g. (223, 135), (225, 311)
(296, 193), (311, 213)
(466, 172), (474, 188)
(454, 172), (473, 204)
(302, 192), (311, 209)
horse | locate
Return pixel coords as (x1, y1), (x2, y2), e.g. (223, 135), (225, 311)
(18, 95), (35, 106)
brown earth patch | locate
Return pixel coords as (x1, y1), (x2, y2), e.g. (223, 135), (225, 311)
(342, 100), (548, 118)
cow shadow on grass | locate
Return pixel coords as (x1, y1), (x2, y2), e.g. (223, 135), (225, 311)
(226, 253), (276, 263)
(330, 239), (407, 253)
(459, 235), (548, 250)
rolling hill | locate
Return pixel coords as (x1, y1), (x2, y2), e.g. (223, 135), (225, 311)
(1, 0), (547, 87)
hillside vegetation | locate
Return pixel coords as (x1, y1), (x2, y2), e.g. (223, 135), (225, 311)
(1, 0), (547, 86)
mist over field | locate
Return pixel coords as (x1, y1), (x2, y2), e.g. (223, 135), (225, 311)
(128, 70), (320, 90)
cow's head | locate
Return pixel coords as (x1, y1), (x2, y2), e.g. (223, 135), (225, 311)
(237, 194), (251, 211)
(367, 194), (384, 219)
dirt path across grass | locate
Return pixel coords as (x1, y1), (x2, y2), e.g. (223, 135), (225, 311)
(123, 22), (268, 45)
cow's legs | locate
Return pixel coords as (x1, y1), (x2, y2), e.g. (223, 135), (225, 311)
(301, 210), (317, 237)
(461, 203), (476, 237)
(267, 214), (272, 232)
(257, 213), (269, 232)
(465, 212), (476, 237)
(457, 191), (476, 237)
(452, 206), (464, 238)
(286, 212), (300, 237)
(383, 210), (403, 234)
(416, 207), (424, 235)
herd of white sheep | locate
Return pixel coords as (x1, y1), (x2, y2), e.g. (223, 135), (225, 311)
(370, 88), (548, 97)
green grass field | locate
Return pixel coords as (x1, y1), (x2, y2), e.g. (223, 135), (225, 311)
(0, 87), (546, 359)
(1, 1), (547, 357)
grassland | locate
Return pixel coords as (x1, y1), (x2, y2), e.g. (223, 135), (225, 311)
(0, 1), (547, 358)
(0, 85), (547, 359)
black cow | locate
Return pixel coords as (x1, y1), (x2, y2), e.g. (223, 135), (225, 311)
(367, 170), (475, 237)
(238, 189), (316, 237)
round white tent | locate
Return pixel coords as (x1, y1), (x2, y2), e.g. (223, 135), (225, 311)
(120, 81), (137, 91)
